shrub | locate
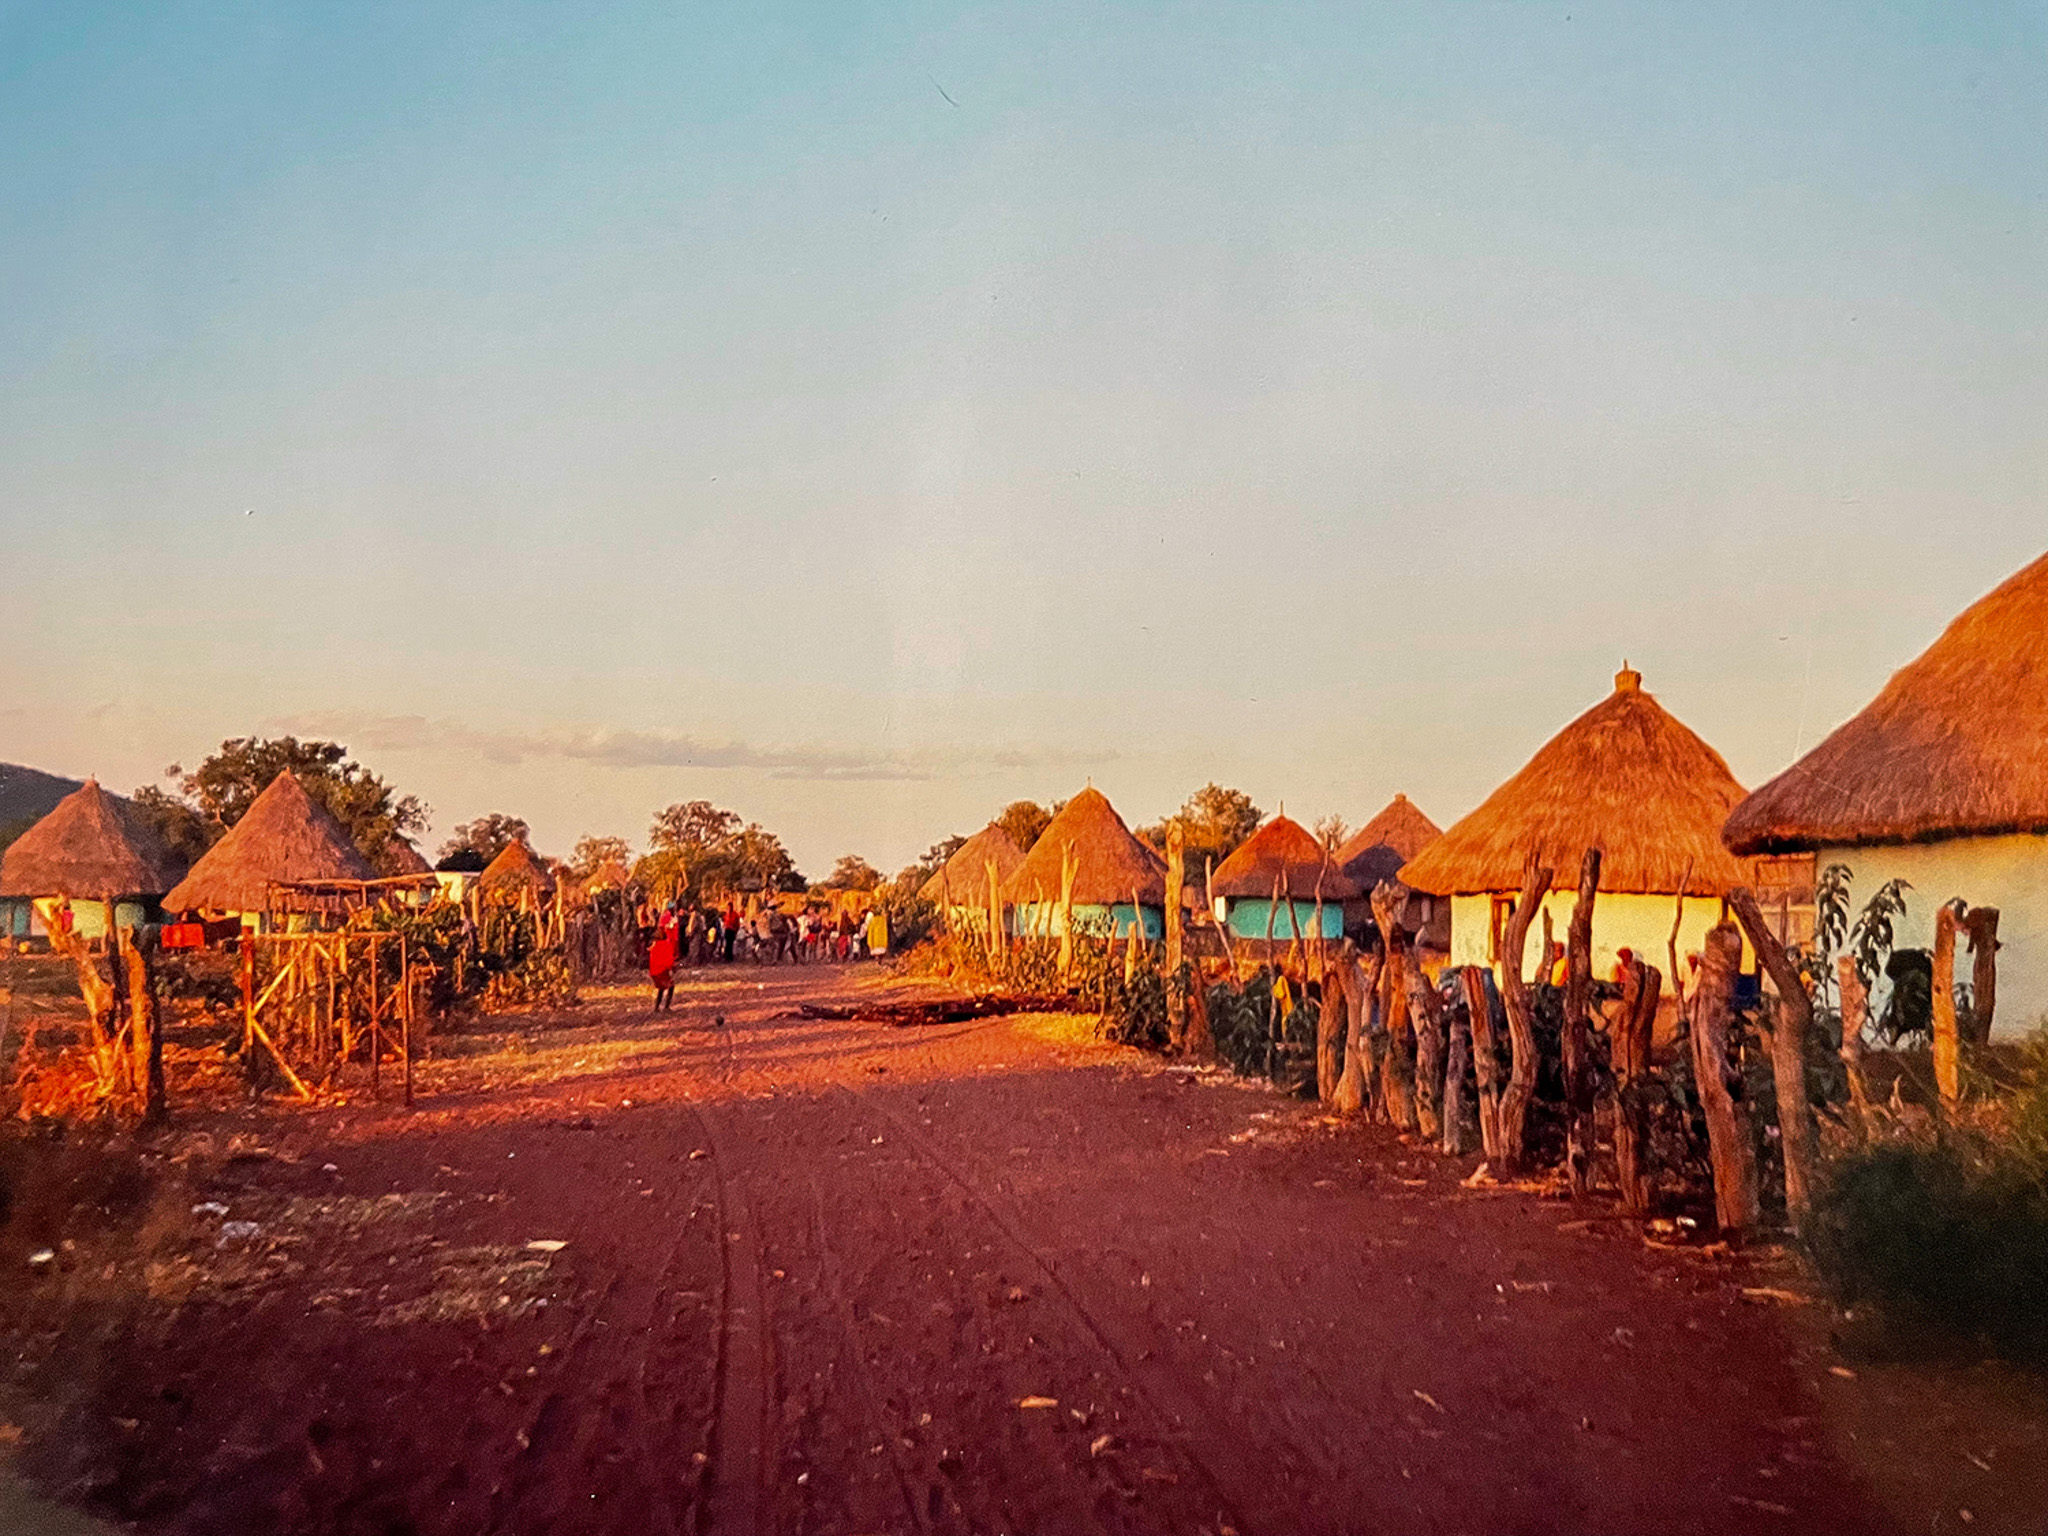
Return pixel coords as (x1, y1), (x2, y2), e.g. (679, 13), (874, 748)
(1806, 1034), (2048, 1363)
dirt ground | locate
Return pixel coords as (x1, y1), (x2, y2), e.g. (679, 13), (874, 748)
(0, 964), (2043, 1536)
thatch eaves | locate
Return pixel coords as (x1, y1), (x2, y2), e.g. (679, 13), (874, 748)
(1002, 787), (1167, 907)
(480, 838), (557, 897)
(1400, 668), (1750, 897)
(374, 837), (433, 878)
(920, 823), (1025, 905)
(1211, 815), (1361, 901)
(1333, 795), (1442, 892)
(0, 780), (183, 900)
(1725, 550), (2048, 854)
(162, 772), (375, 913)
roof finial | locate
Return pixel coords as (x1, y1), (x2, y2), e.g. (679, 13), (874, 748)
(1615, 660), (1641, 694)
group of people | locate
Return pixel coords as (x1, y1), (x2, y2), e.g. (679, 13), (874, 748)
(641, 898), (891, 1010)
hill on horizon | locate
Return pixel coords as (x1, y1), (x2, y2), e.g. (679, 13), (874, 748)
(0, 762), (91, 853)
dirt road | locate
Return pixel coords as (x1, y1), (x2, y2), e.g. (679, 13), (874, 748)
(2, 966), (2042, 1534)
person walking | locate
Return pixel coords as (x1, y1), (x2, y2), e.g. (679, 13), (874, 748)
(721, 901), (740, 963)
(648, 905), (679, 1011)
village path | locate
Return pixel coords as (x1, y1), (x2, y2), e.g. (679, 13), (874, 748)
(3, 965), (2044, 1536)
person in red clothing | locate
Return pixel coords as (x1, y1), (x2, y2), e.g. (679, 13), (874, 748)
(648, 904), (680, 1011)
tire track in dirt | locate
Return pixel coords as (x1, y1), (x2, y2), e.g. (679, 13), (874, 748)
(843, 1080), (1257, 1536)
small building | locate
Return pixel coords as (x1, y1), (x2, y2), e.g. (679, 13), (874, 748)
(918, 823), (1026, 920)
(1003, 787), (1168, 940)
(1208, 814), (1360, 940)
(1724, 550), (2048, 1039)
(1332, 794), (1448, 950)
(162, 771), (375, 928)
(1399, 667), (1754, 982)
(0, 779), (184, 942)
(479, 839), (558, 902)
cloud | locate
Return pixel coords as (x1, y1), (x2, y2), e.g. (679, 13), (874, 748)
(269, 712), (1113, 784)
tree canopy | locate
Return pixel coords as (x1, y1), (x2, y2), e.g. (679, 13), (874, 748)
(819, 854), (882, 891)
(1139, 784), (1263, 870)
(568, 835), (632, 880)
(994, 800), (1059, 853)
(437, 812), (532, 867)
(132, 737), (427, 867)
(639, 799), (803, 900)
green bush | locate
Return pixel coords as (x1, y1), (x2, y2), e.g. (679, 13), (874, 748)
(1807, 1035), (2048, 1363)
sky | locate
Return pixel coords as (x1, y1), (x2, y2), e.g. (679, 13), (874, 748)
(3, 1), (2045, 876)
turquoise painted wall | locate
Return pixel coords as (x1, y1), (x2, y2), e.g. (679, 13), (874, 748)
(1225, 899), (1343, 940)
(1010, 902), (1162, 941)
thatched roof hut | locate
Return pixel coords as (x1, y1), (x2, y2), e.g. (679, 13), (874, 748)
(1003, 787), (1167, 907)
(1401, 667), (1750, 898)
(374, 837), (434, 878)
(1725, 550), (2048, 854)
(1211, 815), (1360, 901)
(480, 838), (557, 898)
(0, 780), (183, 900)
(162, 772), (375, 913)
(919, 823), (1026, 905)
(1332, 794), (1442, 892)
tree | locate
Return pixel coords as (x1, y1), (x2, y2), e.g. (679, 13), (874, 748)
(1141, 784), (1262, 870)
(995, 800), (1058, 853)
(643, 800), (802, 898)
(143, 737), (427, 865)
(650, 801), (742, 854)
(438, 812), (531, 866)
(821, 854), (882, 891)
(128, 784), (213, 867)
(1313, 813), (1350, 852)
(569, 835), (633, 880)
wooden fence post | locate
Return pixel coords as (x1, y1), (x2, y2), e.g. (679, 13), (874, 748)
(1562, 848), (1601, 1198)
(1932, 902), (1960, 1114)
(1371, 882), (1417, 1132)
(1439, 973), (1470, 1156)
(1961, 906), (2000, 1047)
(1729, 886), (1820, 1230)
(1333, 951), (1378, 1115)
(1611, 959), (1660, 1215)
(1460, 966), (1501, 1159)
(1494, 856), (1552, 1173)
(1407, 962), (1445, 1141)
(1692, 921), (1759, 1236)
(1165, 825), (1186, 1047)
(1317, 942), (1349, 1104)
(1837, 955), (1871, 1141)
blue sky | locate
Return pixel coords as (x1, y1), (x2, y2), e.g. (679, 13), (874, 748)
(4, 1), (2045, 874)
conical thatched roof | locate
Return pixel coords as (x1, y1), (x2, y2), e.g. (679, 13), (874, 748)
(1333, 795), (1442, 892)
(1400, 668), (1750, 897)
(1726, 551), (2048, 854)
(1002, 787), (1167, 906)
(920, 823), (1026, 905)
(1211, 814), (1361, 900)
(162, 771), (375, 912)
(374, 837), (433, 877)
(480, 838), (557, 897)
(0, 780), (183, 899)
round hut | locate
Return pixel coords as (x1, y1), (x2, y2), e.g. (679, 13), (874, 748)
(161, 771), (375, 926)
(1724, 550), (2048, 1039)
(1399, 667), (1752, 981)
(1003, 787), (1168, 940)
(919, 823), (1026, 919)
(1333, 793), (1447, 949)
(479, 838), (558, 902)
(0, 779), (184, 941)
(1209, 814), (1360, 940)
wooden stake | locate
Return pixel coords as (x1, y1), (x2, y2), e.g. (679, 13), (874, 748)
(1058, 842), (1077, 981)
(1961, 906), (2000, 1047)
(1729, 886), (1820, 1229)
(1932, 902), (1960, 1114)
(1562, 848), (1601, 1199)
(1317, 944), (1348, 1104)
(1494, 856), (1552, 1173)
(1837, 954), (1871, 1141)
(1611, 958), (1660, 1215)
(1371, 882), (1416, 1132)
(1692, 921), (1758, 1236)
(1333, 951), (1378, 1115)
(1165, 825), (1186, 1048)
(1440, 971), (1470, 1157)
(1460, 966), (1501, 1159)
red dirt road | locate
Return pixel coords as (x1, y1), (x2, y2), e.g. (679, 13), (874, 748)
(2, 966), (2043, 1535)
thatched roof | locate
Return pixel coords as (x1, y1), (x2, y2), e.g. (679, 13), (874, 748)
(1333, 795), (1442, 892)
(1400, 668), (1751, 897)
(374, 837), (433, 877)
(162, 771), (375, 913)
(1210, 814), (1361, 901)
(920, 823), (1026, 905)
(1725, 550), (2048, 854)
(1002, 787), (1167, 907)
(480, 838), (557, 896)
(0, 780), (183, 899)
